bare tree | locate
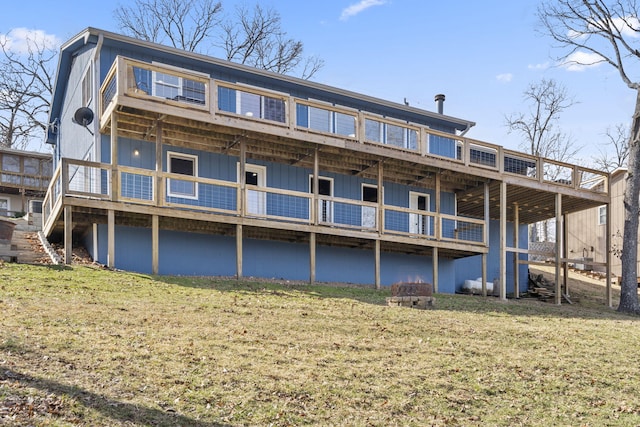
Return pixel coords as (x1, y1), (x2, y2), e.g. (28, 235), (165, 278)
(219, 4), (323, 79)
(114, 0), (323, 79)
(114, 0), (223, 52)
(593, 123), (629, 172)
(505, 78), (580, 241)
(539, 0), (640, 314)
(0, 31), (56, 150)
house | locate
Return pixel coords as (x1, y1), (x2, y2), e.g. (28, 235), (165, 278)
(0, 146), (52, 218)
(566, 168), (626, 278)
(42, 28), (612, 303)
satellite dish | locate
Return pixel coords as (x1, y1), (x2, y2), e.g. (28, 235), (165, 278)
(73, 107), (94, 126)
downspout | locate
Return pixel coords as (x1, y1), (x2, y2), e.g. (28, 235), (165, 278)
(459, 122), (473, 137)
(92, 33), (104, 154)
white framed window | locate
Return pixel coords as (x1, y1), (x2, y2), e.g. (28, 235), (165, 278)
(598, 205), (607, 225)
(152, 70), (206, 105)
(29, 200), (43, 214)
(167, 151), (198, 199)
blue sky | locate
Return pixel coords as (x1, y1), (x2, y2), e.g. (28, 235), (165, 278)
(0, 0), (635, 163)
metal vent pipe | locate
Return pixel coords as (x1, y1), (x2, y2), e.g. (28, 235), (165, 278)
(434, 94), (445, 114)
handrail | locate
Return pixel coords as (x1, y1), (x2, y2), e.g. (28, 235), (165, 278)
(97, 56), (609, 196)
(44, 159), (488, 247)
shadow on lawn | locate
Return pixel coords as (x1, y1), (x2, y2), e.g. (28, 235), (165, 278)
(153, 274), (391, 306)
(0, 368), (229, 427)
(150, 274), (635, 320)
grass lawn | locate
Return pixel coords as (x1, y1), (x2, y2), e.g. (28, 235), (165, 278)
(2, 262), (640, 426)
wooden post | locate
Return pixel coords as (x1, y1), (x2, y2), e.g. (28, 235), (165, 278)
(155, 121), (163, 206)
(110, 111), (119, 202)
(499, 181), (507, 300)
(107, 209), (115, 268)
(433, 247), (439, 293)
(435, 172), (441, 240)
(375, 239), (381, 290)
(64, 205), (72, 264)
(555, 193), (562, 305)
(377, 161), (384, 234)
(606, 202), (612, 307)
(152, 214), (159, 275)
(239, 139), (246, 216)
(563, 213), (569, 297)
(236, 224), (243, 279)
(92, 223), (98, 263)
(482, 253), (488, 297)
(310, 232), (316, 284)
(513, 202), (520, 298)
(313, 148), (319, 225)
(483, 182), (490, 296)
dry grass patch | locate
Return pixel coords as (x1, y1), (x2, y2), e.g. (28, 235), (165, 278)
(2, 263), (640, 426)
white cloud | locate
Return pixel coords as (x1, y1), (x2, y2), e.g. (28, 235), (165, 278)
(611, 16), (640, 38)
(0, 28), (60, 54)
(528, 62), (550, 70)
(561, 51), (604, 71)
(340, 0), (387, 21)
(496, 73), (513, 83)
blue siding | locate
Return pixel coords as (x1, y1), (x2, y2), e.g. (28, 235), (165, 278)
(88, 225), (237, 276)
(243, 239), (309, 281)
(86, 224), (459, 289)
(454, 221), (529, 293)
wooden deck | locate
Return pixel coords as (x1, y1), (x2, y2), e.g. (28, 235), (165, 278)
(42, 56), (612, 300)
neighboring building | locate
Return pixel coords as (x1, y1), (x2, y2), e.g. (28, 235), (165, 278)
(0, 146), (52, 217)
(42, 28), (610, 300)
(567, 168), (624, 277)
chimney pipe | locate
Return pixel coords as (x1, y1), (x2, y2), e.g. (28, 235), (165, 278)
(434, 94), (445, 114)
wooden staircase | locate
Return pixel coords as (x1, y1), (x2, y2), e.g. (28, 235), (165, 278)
(0, 215), (53, 264)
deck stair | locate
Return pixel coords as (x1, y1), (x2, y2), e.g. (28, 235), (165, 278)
(0, 215), (57, 264)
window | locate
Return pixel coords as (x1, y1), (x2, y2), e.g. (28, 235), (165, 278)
(152, 71), (205, 105)
(598, 205), (607, 225)
(29, 200), (43, 214)
(82, 62), (93, 106)
(2, 154), (20, 172)
(297, 104), (356, 137)
(1, 154), (20, 185)
(167, 152), (198, 199)
(218, 86), (286, 122)
(364, 118), (417, 149)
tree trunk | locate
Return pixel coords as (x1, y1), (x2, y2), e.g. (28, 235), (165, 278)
(618, 89), (640, 314)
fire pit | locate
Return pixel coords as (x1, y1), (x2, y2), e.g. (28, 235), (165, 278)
(387, 282), (434, 309)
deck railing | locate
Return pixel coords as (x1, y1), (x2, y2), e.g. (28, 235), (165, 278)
(99, 56), (609, 195)
(44, 158), (486, 245)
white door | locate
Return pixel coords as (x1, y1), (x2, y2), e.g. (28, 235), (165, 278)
(409, 192), (430, 235)
(310, 176), (333, 223)
(243, 164), (266, 216)
(362, 184), (378, 228)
